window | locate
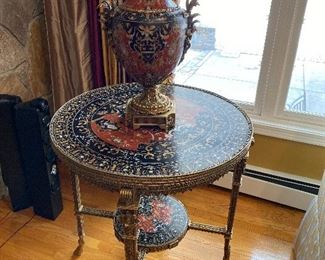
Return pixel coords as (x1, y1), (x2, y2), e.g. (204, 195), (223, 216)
(176, 0), (271, 104)
(284, 0), (325, 117)
(175, 0), (325, 146)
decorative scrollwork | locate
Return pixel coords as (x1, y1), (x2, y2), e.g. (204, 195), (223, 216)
(99, 0), (118, 40)
(180, 0), (200, 63)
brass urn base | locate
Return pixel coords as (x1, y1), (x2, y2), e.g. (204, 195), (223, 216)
(125, 86), (175, 131)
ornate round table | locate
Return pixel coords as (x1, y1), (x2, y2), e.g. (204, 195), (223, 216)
(50, 83), (253, 260)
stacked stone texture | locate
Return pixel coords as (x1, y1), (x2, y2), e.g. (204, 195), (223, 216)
(0, 0), (51, 102)
(0, 0), (52, 194)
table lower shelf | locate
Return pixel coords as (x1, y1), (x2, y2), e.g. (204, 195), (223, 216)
(114, 195), (189, 252)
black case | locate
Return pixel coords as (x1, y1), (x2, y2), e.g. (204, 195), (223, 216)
(0, 94), (32, 211)
(15, 98), (63, 220)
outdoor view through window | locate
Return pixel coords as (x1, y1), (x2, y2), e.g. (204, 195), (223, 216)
(175, 0), (271, 104)
(285, 0), (325, 116)
(175, 0), (325, 117)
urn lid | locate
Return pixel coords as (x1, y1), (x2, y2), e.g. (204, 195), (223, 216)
(119, 0), (178, 12)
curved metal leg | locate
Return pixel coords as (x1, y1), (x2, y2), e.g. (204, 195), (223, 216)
(223, 156), (247, 260)
(70, 171), (85, 256)
(117, 189), (140, 260)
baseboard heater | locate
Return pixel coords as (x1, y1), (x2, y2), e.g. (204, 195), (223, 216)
(213, 167), (319, 210)
(243, 169), (319, 195)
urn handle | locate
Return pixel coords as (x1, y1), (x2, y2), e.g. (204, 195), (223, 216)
(180, 0), (200, 64)
(99, 0), (118, 41)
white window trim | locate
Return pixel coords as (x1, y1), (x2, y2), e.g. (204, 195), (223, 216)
(249, 114), (325, 147)
(241, 0), (325, 147)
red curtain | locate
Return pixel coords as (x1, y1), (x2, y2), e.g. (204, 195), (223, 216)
(87, 0), (105, 88)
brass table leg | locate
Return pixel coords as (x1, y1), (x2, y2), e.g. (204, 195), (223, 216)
(223, 157), (247, 260)
(117, 189), (140, 260)
(70, 172), (85, 256)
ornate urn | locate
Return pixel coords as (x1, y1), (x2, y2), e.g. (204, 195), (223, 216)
(101, 0), (199, 130)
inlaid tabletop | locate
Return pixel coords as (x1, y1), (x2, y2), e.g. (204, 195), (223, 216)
(50, 83), (253, 192)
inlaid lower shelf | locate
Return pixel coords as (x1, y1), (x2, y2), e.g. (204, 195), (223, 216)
(114, 195), (189, 252)
(77, 195), (228, 254)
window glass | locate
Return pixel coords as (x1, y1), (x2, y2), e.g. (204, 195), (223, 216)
(285, 0), (325, 117)
(175, 0), (272, 104)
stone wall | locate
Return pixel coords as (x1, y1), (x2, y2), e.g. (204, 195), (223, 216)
(0, 0), (51, 102)
(0, 0), (52, 194)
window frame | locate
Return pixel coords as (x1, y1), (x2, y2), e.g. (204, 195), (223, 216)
(252, 0), (325, 146)
(178, 0), (325, 146)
